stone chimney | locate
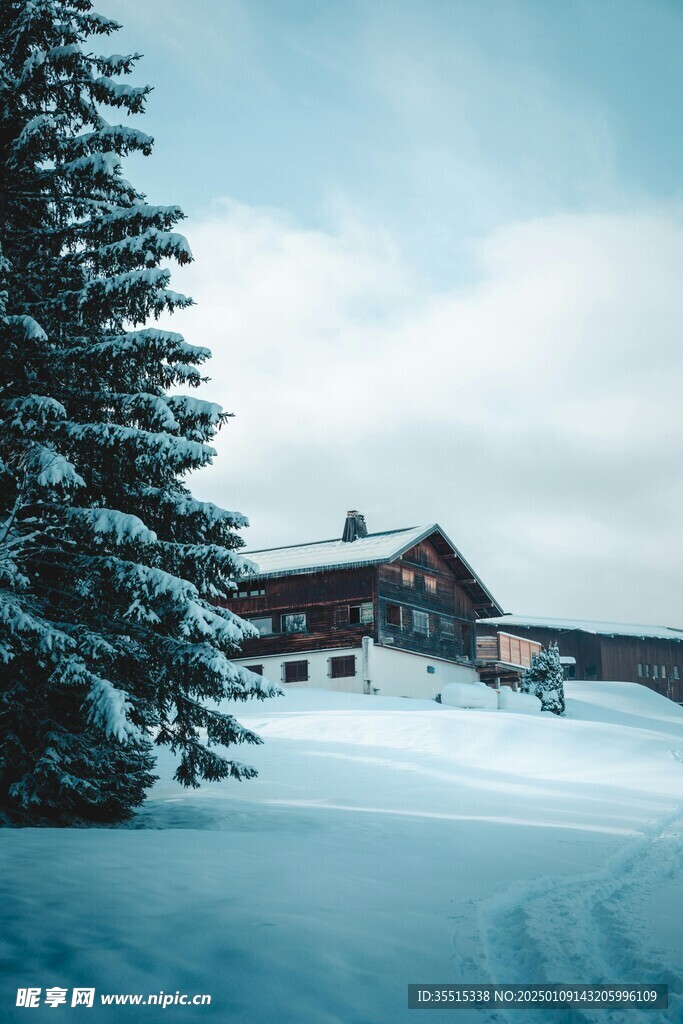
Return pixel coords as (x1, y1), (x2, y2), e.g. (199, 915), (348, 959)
(342, 510), (367, 543)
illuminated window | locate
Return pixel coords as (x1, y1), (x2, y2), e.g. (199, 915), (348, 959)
(401, 568), (415, 588)
(424, 576), (437, 595)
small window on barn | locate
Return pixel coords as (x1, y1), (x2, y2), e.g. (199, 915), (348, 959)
(329, 656), (356, 678)
(440, 617), (455, 636)
(662, 665), (667, 677)
(249, 588), (265, 597)
(637, 663), (643, 677)
(282, 612), (307, 634)
(401, 568), (415, 588)
(283, 660), (308, 683)
(413, 610), (430, 636)
(385, 603), (402, 627)
(248, 616), (273, 636)
(674, 666), (680, 680)
(653, 664), (659, 679)
(424, 575), (437, 595)
(645, 664), (651, 677)
(246, 664), (263, 675)
(349, 602), (374, 625)
(238, 591), (248, 598)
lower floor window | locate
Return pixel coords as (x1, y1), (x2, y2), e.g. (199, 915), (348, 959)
(283, 660), (308, 683)
(246, 664), (263, 675)
(329, 655), (356, 678)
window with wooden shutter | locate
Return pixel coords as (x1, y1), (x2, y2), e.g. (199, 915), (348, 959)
(413, 610), (429, 636)
(283, 660), (308, 683)
(335, 605), (350, 628)
(349, 602), (373, 625)
(328, 656), (356, 678)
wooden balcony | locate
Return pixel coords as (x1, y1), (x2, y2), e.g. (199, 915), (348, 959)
(476, 631), (543, 686)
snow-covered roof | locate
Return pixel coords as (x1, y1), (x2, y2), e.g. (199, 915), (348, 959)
(248, 525), (428, 576)
(246, 524), (503, 617)
(478, 614), (683, 643)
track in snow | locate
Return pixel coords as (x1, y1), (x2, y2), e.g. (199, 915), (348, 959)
(473, 805), (683, 1023)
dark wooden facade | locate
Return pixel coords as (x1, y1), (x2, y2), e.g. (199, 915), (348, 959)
(225, 536), (482, 667)
(476, 622), (683, 703)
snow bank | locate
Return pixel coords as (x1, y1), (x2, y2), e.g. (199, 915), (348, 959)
(440, 681), (498, 709)
(2, 682), (682, 1024)
(497, 686), (542, 714)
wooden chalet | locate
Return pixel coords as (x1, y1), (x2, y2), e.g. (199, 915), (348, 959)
(477, 615), (683, 703)
(225, 512), (505, 698)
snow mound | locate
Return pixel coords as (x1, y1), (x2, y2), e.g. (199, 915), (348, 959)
(440, 681), (498, 709)
(497, 686), (542, 714)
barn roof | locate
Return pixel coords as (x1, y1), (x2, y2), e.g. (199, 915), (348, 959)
(478, 614), (683, 643)
(246, 524), (503, 618)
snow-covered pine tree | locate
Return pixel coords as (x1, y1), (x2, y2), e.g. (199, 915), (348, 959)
(519, 642), (565, 715)
(0, 0), (278, 824)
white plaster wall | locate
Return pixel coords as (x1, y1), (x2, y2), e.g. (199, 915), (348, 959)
(234, 640), (479, 699)
(234, 647), (365, 693)
(366, 641), (480, 699)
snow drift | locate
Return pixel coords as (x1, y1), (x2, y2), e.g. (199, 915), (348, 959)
(440, 680), (498, 708)
(1, 680), (682, 1024)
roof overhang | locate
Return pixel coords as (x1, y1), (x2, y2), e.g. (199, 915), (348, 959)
(395, 524), (503, 619)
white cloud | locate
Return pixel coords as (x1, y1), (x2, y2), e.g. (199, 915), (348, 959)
(164, 200), (683, 624)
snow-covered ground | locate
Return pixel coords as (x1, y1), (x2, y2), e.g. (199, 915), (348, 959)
(2, 682), (682, 1023)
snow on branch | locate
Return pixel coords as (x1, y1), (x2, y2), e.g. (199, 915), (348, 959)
(64, 421), (217, 472)
(141, 488), (249, 531)
(72, 508), (157, 547)
(35, 447), (85, 492)
(5, 395), (66, 430)
(0, 595), (74, 664)
(90, 328), (210, 363)
(5, 314), (47, 341)
(86, 676), (144, 744)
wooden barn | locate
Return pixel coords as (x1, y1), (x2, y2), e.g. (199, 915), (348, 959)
(224, 512), (507, 698)
(477, 615), (683, 703)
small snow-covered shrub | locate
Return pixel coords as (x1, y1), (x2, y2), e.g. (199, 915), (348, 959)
(497, 687), (542, 714)
(520, 642), (566, 714)
(440, 682), (498, 709)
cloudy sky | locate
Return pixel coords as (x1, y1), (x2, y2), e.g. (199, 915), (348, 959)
(107, 0), (683, 624)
